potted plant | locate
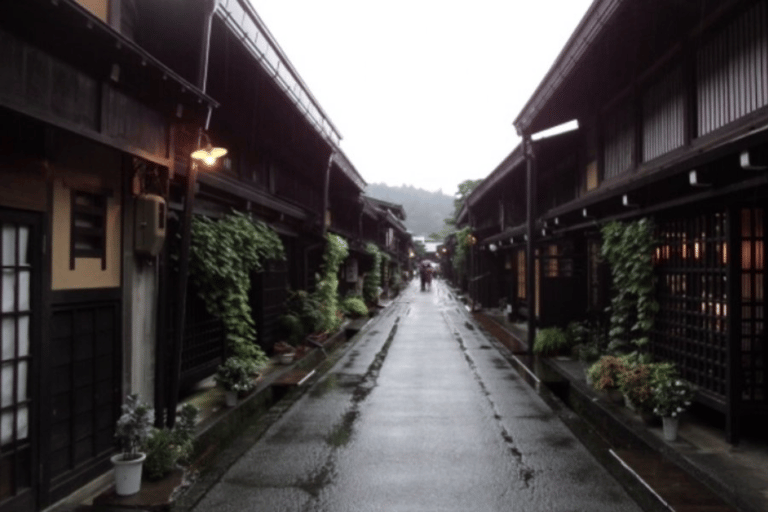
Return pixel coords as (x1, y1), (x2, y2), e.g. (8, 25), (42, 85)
(112, 394), (153, 496)
(215, 357), (255, 407)
(653, 377), (695, 441)
(587, 355), (629, 403)
(143, 403), (198, 481)
(617, 362), (653, 413)
(532, 327), (571, 357)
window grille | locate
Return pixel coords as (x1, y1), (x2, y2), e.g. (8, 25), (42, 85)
(603, 102), (635, 179)
(544, 245), (559, 278)
(70, 190), (107, 270)
(652, 211), (729, 400)
(740, 207), (766, 402)
(642, 65), (685, 161)
(696, 0), (768, 136)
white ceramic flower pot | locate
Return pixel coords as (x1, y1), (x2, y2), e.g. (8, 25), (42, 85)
(662, 416), (679, 441)
(279, 352), (295, 365)
(111, 452), (146, 496)
(225, 390), (238, 407)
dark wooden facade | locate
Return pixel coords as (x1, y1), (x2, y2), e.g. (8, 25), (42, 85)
(0, 0), (381, 509)
(462, 0), (768, 443)
(0, 0), (216, 509)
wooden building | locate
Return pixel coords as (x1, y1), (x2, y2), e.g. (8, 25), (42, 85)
(0, 1), (216, 509)
(0, 0), (393, 510)
(463, 0), (768, 443)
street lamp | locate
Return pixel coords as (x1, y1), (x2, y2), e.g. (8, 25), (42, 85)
(168, 130), (227, 427)
(191, 132), (228, 166)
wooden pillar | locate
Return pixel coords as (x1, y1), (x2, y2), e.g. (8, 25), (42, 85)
(525, 135), (537, 353)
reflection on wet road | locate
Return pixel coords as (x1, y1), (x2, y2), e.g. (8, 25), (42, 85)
(192, 279), (642, 511)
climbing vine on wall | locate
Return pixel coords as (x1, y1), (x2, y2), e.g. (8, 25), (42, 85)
(363, 243), (382, 304)
(315, 233), (349, 333)
(452, 226), (472, 280)
(600, 218), (658, 355)
(188, 211), (285, 364)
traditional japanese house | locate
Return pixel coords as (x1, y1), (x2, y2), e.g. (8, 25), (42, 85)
(1, 0), (375, 509)
(362, 197), (412, 295)
(506, 0), (768, 442)
(135, 0), (378, 420)
(0, 1), (216, 509)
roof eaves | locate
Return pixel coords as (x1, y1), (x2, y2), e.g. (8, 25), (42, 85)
(216, 0), (342, 145)
(513, 0), (622, 134)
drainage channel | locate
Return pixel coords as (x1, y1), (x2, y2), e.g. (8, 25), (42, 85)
(498, 348), (739, 512)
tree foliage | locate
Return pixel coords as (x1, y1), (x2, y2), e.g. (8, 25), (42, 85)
(365, 183), (453, 237)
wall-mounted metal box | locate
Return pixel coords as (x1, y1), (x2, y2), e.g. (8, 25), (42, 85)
(135, 194), (166, 256)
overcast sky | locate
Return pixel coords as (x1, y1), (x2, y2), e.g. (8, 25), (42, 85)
(249, 0), (594, 196)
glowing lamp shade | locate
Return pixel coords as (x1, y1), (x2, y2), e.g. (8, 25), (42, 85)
(191, 145), (227, 166)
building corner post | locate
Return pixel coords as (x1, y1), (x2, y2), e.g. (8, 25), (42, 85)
(524, 134), (536, 354)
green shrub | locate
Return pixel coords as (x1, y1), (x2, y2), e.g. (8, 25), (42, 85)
(214, 357), (255, 393)
(341, 296), (368, 318)
(279, 313), (305, 346)
(618, 362), (654, 410)
(363, 243), (383, 304)
(533, 327), (570, 356)
(143, 403), (198, 481)
(144, 428), (177, 481)
(587, 355), (629, 391)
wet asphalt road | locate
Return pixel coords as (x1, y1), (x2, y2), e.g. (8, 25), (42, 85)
(192, 279), (642, 512)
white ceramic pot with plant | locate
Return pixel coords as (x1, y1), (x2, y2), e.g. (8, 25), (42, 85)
(112, 394), (153, 495)
(215, 357), (255, 407)
(653, 377), (695, 442)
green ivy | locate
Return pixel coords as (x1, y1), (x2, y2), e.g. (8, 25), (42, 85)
(315, 233), (349, 333)
(363, 243), (383, 304)
(452, 226), (472, 280)
(189, 211), (285, 365)
(600, 218), (658, 356)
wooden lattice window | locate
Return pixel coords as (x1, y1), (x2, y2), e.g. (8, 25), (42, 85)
(740, 207), (766, 403)
(544, 245), (559, 278)
(588, 239), (602, 311)
(516, 249), (526, 300)
(70, 190), (108, 270)
(603, 101), (635, 179)
(652, 211), (729, 401)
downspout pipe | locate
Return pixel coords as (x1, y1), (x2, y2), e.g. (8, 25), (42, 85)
(167, 0), (217, 427)
(321, 150), (336, 237)
(524, 134), (537, 354)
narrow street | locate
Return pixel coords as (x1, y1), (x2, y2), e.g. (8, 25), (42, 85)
(192, 279), (642, 512)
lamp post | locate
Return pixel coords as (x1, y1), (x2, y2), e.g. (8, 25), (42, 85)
(167, 131), (226, 427)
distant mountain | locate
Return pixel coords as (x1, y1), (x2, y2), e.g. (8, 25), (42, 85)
(365, 183), (453, 238)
